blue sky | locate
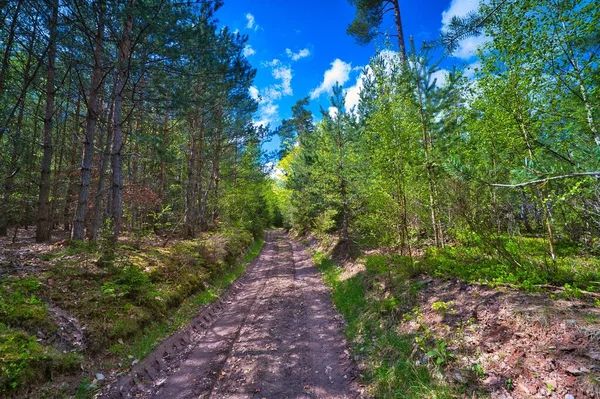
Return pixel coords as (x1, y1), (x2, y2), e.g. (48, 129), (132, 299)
(215, 0), (485, 153)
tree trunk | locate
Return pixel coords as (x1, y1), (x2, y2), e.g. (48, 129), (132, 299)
(160, 95), (169, 201)
(335, 114), (349, 254)
(63, 94), (82, 231)
(51, 92), (69, 230)
(391, 0), (407, 63)
(72, 0), (105, 241)
(36, 0), (59, 242)
(210, 119), (222, 227)
(110, 0), (134, 239)
(90, 101), (114, 240)
(184, 118), (197, 238)
(412, 45), (442, 247)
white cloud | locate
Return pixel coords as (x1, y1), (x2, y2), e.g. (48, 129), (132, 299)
(263, 58), (280, 67)
(272, 66), (293, 96)
(249, 86), (259, 101)
(252, 61), (295, 127)
(310, 59), (352, 100)
(245, 13), (258, 30)
(441, 0), (479, 27)
(464, 61), (481, 79)
(328, 106), (339, 118)
(430, 69), (449, 87)
(441, 0), (488, 59)
(243, 45), (256, 57)
(453, 35), (488, 59)
(344, 69), (365, 112)
(285, 48), (310, 61)
(254, 103), (279, 127)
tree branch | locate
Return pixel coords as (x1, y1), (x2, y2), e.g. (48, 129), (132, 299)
(491, 172), (600, 188)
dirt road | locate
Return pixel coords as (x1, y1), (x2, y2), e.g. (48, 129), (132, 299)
(103, 230), (361, 399)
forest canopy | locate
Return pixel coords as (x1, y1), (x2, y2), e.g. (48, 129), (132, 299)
(0, 0), (278, 243)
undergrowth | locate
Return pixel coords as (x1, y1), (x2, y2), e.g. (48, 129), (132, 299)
(314, 251), (455, 398)
(111, 238), (263, 361)
(421, 236), (600, 293)
(0, 228), (262, 394)
(312, 233), (600, 397)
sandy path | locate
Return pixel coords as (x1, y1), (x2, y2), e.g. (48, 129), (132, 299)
(103, 230), (361, 399)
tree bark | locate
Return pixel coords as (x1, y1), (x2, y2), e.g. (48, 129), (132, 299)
(110, 0), (134, 239)
(63, 94), (82, 231)
(184, 117), (197, 238)
(72, 0), (106, 241)
(391, 0), (407, 63)
(412, 43), (442, 247)
(36, 0), (59, 242)
(90, 101), (114, 240)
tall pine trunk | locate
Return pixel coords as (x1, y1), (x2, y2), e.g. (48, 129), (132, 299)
(184, 130), (197, 238)
(72, 0), (105, 240)
(0, 0), (23, 103)
(90, 101), (114, 240)
(63, 94), (82, 231)
(110, 0), (134, 239)
(36, 0), (59, 242)
(391, 0), (407, 62)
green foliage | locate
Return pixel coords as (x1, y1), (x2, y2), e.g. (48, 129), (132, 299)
(431, 301), (455, 315)
(425, 340), (456, 366)
(0, 323), (81, 392)
(314, 252), (454, 398)
(561, 283), (583, 300)
(419, 237), (600, 291)
(0, 277), (52, 331)
(0, 324), (46, 391)
(110, 238), (262, 361)
(279, 0), (600, 285)
(75, 378), (100, 399)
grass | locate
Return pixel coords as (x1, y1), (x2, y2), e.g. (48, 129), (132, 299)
(313, 251), (455, 398)
(420, 236), (600, 293)
(0, 228), (263, 394)
(112, 238), (264, 361)
(311, 232), (600, 397)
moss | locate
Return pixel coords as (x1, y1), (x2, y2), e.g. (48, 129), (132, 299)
(0, 277), (55, 332)
(3, 228), (262, 394)
(0, 323), (82, 392)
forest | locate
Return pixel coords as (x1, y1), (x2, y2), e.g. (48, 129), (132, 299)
(0, 0), (599, 397)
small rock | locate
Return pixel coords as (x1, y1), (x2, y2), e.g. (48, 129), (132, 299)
(95, 373), (105, 381)
(131, 359), (139, 365)
(484, 376), (500, 386)
(587, 350), (600, 360)
(566, 366), (590, 375)
(565, 395), (575, 399)
(565, 319), (577, 327)
(453, 372), (465, 383)
(517, 381), (532, 395)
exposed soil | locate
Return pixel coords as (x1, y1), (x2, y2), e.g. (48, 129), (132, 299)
(101, 230), (362, 399)
(402, 278), (600, 398)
